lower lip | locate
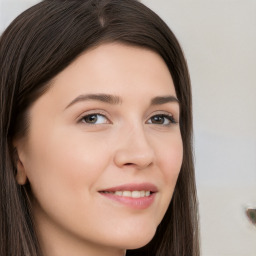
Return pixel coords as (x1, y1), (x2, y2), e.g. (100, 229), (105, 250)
(99, 192), (156, 210)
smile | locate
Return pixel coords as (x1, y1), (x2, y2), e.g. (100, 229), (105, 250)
(101, 190), (151, 198)
(99, 183), (157, 209)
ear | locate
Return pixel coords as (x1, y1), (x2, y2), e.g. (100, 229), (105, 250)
(16, 158), (28, 185)
(13, 145), (28, 185)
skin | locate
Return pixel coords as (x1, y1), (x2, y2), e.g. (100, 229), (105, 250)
(15, 43), (183, 256)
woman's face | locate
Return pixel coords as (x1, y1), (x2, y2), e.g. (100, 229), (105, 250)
(16, 43), (183, 256)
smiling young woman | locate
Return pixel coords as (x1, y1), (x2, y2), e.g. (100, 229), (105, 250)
(0, 1), (199, 256)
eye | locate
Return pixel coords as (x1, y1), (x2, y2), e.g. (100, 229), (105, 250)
(80, 113), (109, 125)
(147, 114), (177, 126)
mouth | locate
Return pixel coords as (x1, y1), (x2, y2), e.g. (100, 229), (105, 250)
(100, 190), (153, 198)
(98, 183), (157, 209)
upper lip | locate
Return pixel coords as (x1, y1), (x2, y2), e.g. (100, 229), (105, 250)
(99, 183), (158, 193)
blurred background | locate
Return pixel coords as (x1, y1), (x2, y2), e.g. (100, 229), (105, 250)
(1, 0), (256, 255)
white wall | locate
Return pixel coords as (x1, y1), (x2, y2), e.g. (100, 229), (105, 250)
(0, 0), (40, 31)
(1, 1), (256, 255)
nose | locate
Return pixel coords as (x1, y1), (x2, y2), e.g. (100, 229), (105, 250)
(113, 125), (155, 170)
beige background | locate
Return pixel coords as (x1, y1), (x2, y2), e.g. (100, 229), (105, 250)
(1, 0), (256, 255)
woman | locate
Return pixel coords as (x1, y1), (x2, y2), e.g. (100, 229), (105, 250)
(0, 0), (200, 255)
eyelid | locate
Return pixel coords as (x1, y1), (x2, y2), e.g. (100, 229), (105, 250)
(147, 114), (177, 126)
(146, 111), (178, 124)
(77, 109), (112, 124)
(75, 109), (178, 125)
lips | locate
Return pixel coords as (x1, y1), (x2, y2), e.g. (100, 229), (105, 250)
(101, 190), (151, 198)
(99, 183), (157, 195)
(98, 183), (158, 209)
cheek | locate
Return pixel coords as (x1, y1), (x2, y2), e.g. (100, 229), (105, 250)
(23, 125), (113, 203)
(151, 132), (183, 223)
(23, 129), (114, 233)
(157, 133), (183, 184)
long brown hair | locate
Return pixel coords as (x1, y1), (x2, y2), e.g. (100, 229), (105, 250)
(0, 0), (200, 255)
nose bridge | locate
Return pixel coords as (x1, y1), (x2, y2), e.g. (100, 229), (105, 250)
(113, 120), (155, 169)
(126, 122), (150, 149)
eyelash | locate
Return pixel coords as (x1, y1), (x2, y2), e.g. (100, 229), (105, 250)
(79, 112), (178, 127)
(79, 111), (110, 125)
(147, 113), (177, 126)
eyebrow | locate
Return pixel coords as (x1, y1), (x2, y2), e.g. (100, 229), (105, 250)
(65, 93), (179, 109)
(65, 93), (121, 109)
(151, 95), (179, 105)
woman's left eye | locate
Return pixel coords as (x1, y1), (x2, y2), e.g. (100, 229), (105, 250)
(80, 114), (109, 125)
(147, 114), (177, 126)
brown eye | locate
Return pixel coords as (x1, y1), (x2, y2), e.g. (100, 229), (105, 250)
(85, 114), (98, 123)
(151, 115), (165, 124)
(81, 114), (108, 124)
(148, 114), (176, 126)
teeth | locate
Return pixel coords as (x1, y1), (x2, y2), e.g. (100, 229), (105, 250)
(111, 190), (151, 198)
(122, 191), (131, 197)
(132, 191), (141, 198)
(115, 191), (122, 196)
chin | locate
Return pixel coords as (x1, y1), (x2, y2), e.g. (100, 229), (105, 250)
(124, 237), (153, 250)
(111, 225), (156, 250)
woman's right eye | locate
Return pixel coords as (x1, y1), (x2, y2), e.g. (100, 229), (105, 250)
(80, 114), (109, 125)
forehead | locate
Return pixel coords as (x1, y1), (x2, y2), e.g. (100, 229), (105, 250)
(36, 43), (176, 109)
